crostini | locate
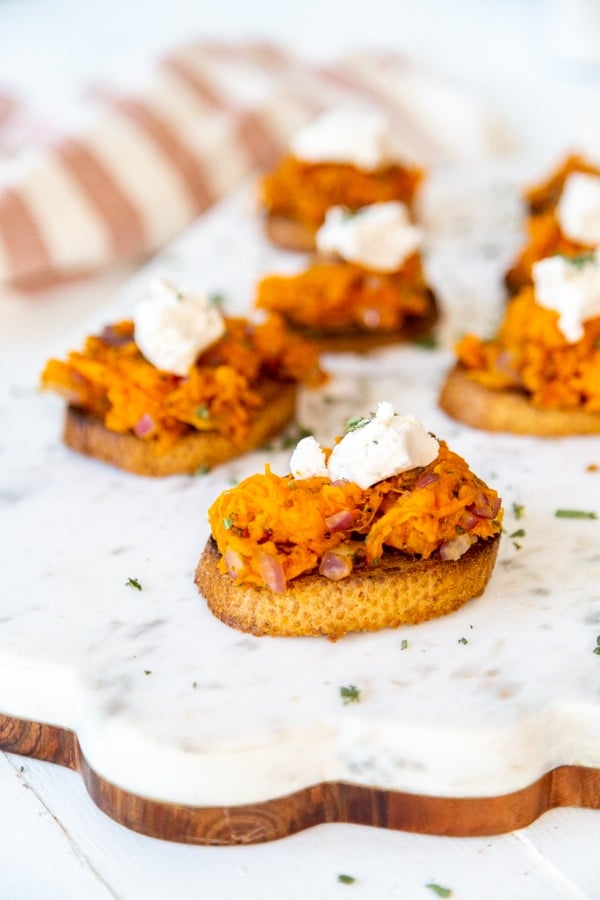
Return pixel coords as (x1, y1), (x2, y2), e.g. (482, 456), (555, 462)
(41, 278), (325, 476)
(440, 251), (600, 435)
(259, 106), (424, 252)
(255, 202), (437, 352)
(195, 403), (502, 640)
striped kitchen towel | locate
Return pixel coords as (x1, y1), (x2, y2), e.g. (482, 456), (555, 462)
(0, 42), (508, 291)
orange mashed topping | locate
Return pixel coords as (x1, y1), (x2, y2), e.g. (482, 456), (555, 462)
(507, 155), (600, 291)
(41, 315), (325, 451)
(255, 255), (432, 332)
(208, 440), (502, 590)
(260, 154), (423, 229)
(455, 288), (600, 411)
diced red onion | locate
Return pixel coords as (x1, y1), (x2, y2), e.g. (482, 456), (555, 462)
(224, 548), (244, 579)
(469, 493), (501, 519)
(414, 471), (440, 489)
(100, 324), (132, 347)
(439, 534), (473, 561)
(258, 552), (286, 593)
(361, 309), (381, 329)
(319, 550), (354, 581)
(324, 509), (354, 532)
(460, 510), (482, 531)
(134, 413), (155, 438)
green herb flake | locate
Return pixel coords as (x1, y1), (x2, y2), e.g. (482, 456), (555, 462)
(340, 684), (361, 705)
(594, 636), (600, 656)
(222, 517), (234, 530)
(346, 415), (372, 432)
(125, 577), (142, 591)
(194, 465), (210, 476)
(370, 557), (380, 567)
(509, 528), (525, 539)
(19, 766), (24, 773)
(209, 292), (225, 308)
(458, 637), (468, 645)
(192, 681), (198, 689)
(426, 884), (452, 898)
(337, 874), (356, 885)
(280, 424), (313, 449)
(401, 639), (409, 651)
(144, 670), (152, 676)
(195, 404), (210, 420)
(512, 502), (525, 520)
(512, 541), (522, 551)
(558, 251), (597, 269)
(555, 509), (597, 520)
(412, 334), (439, 350)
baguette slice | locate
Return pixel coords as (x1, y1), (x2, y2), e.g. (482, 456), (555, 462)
(195, 534), (500, 641)
(63, 380), (297, 477)
(439, 364), (600, 436)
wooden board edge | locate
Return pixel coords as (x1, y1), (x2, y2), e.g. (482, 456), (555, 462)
(1, 713), (599, 844)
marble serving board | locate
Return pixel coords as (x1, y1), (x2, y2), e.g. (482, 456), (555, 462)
(1, 168), (600, 844)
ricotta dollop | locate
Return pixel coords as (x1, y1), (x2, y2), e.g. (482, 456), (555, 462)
(290, 403), (439, 490)
(290, 106), (395, 172)
(557, 172), (600, 246)
(532, 250), (600, 343)
(316, 202), (423, 272)
(133, 278), (225, 376)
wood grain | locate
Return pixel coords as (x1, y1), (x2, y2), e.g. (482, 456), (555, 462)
(1, 713), (599, 845)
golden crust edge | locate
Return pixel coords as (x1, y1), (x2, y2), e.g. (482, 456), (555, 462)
(195, 535), (501, 640)
(439, 363), (600, 437)
(62, 381), (298, 476)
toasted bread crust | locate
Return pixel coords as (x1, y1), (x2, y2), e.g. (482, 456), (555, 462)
(63, 381), (298, 476)
(263, 213), (318, 252)
(439, 364), (600, 436)
(195, 535), (500, 640)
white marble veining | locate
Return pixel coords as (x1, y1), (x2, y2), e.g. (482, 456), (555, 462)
(1, 168), (599, 808)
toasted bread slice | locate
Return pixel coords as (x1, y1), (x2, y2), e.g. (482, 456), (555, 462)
(195, 535), (500, 641)
(439, 364), (600, 436)
(63, 381), (298, 476)
(271, 289), (438, 354)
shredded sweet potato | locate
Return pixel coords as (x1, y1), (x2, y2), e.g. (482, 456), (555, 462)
(41, 315), (325, 450)
(260, 154), (423, 229)
(506, 155), (600, 292)
(455, 287), (600, 411)
(255, 256), (431, 332)
(208, 441), (502, 589)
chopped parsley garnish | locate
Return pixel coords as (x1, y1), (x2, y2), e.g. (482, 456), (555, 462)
(345, 415), (372, 432)
(143, 670), (152, 676)
(280, 423), (313, 449)
(411, 334), (439, 350)
(558, 251), (596, 269)
(222, 517), (234, 530)
(19, 766), (24, 773)
(337, 874), (356, 885)
(426, 884), (452, 898)
(340, 684), (361, 705)
(555, 509), (597, 520)
(512, 502), (525, 520)
(370, 557), (380, 567)
(458, 637), (468, 645)
(195, 404), (210, 419)
(209, 292), (225, 308)
(594, 636), (600, 656)
(509, 529), (525, 539)
(401, 639), (409, 651)
(513, 542), (522, 551)
(125, 577), (142, 591)
(194, 465), (210, 476)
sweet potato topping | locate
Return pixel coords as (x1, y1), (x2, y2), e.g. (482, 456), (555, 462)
(255, 256), (431, 332)
(506, 155), (600, 293)
(208, 441), (502, 589)
(455, 288), (600, 411)
(260, 154), (423, 229)
(41, 315), (325, 451)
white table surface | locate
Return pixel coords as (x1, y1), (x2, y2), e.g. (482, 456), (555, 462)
(1, 1), (600, 897)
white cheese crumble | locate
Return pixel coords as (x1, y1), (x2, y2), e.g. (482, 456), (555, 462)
(290, 106), (396, 172)
(557, 172), (600, 246)
(133, 277), (225, 376)
(289, 436), (329, 480)
(290, 403), (439, 490)
(316, 202), (423, 272)
(532, 250), (600, 343)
